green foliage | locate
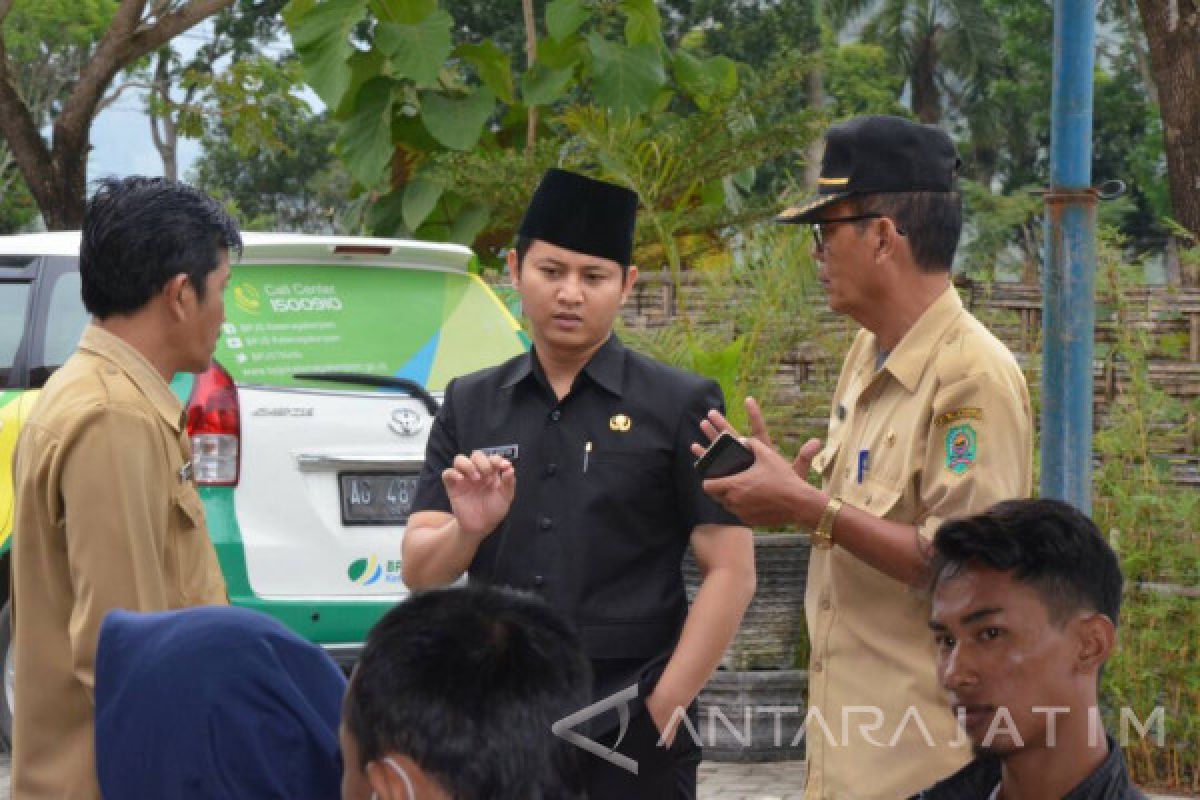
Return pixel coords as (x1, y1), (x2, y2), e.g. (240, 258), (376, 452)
(959, 180), (1043, 282)
(0, 166), (38, 233)
(1091, 229), (1199, 791)
(283, 0), (819, 258)
(189, 108), (353, 234)
(658, 0), (818, 71)
(283, 0), (368, 108)
(824, 43), (908, 119)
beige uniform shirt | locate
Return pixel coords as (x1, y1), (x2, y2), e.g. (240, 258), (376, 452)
(803, 287), (1032, 800)
(12, 324), (228, 799)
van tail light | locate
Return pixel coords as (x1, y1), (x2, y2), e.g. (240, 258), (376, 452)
(186, 360), (240, 486)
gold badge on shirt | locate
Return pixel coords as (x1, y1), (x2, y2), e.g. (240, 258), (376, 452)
(609, 414), (632, 433)
(934, 407), (983, 427)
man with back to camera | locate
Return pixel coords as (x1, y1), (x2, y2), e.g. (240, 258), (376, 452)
(914, 497), (1146, 799)
(402, 168), (756, 798)
(695, 115), (1034, 798)
(11, 177), (238, 798)
(339, 585), (592, 800)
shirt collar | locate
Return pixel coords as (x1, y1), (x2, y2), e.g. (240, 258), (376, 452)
(915, 735), (1134, 800)
(77, 323), (185, 433)
(499, 334), (626, 397)
(1063, 735), (1137, 800)
(581, 334), (626, 396)
(876, 284), (964, 393)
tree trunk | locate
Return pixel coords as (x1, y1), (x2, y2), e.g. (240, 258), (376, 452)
(0, 0), (235, 230)
(148, 51), (179, 182)
(522, 0), (537, 152)
(805, 63), (825, 188)
(1135, 0), (1200, 286)
(910, 34), (941, 124)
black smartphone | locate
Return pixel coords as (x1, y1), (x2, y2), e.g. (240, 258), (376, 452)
(694, 432), (755, 479)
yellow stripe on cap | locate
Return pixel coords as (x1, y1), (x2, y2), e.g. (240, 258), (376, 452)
(818, 176), (851, 186)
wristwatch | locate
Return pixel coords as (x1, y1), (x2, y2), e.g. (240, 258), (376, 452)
(812, 496), (843, 549)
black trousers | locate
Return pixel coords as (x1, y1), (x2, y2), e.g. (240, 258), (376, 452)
(581, 658), (701, 800)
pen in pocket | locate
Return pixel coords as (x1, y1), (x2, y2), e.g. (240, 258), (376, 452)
(583, 441), (592, 473)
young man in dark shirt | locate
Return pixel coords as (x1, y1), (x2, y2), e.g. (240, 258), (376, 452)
(403, 169), (755, 799)
(915, 498), (1146, 800)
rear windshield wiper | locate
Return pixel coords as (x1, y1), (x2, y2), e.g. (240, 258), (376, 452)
(292, 372), (439, 415)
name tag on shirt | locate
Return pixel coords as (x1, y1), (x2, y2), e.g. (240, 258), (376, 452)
(481, 444), (519, 461)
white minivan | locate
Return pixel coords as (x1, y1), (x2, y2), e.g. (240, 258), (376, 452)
(0, 232), (528, 743)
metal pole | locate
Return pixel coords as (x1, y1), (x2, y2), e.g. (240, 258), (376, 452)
(1041, 0), (1097, 512)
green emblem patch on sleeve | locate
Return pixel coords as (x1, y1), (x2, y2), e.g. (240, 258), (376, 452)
(945, 424), (977, 474)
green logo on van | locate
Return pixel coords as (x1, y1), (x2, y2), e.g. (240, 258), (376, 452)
(347, 556), (382, 586)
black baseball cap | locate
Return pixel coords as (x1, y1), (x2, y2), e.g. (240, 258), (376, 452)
(776, 115), (961, 224)
(518, 168), (640, 266)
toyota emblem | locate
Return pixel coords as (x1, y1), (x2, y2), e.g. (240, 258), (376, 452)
(388, 408), (423, 436)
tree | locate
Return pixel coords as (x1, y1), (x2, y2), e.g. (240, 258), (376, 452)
(133, 0), (291, 181)
(0, 0), (234, 229)
(190, 108), (352, 233)
(283, 0), (798, 261)
(0, 0), (112, 230)
(844, 0), (1000, 126)
(1134, 0), (1200, 284)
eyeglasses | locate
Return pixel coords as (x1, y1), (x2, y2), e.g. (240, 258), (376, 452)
(810, 214), (906, 251)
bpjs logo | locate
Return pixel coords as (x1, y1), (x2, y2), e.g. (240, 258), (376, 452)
(347, 556), (403, 586)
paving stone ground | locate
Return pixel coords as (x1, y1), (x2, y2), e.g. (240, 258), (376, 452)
(699, 760), (808, 799)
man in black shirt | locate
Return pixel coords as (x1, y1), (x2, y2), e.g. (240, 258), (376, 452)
(915, 499), (1146, 800)
(404, 168), (755, 799)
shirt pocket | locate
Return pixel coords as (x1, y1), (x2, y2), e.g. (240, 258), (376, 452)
(843, 475), (904, 521)
(587, 446), (673, 509)
(173, 485), (206, 531)
(811, 439), (842, 486)
(170, 485), (219, 605)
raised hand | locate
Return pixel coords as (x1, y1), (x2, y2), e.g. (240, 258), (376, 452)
(442, 451), (516, 540)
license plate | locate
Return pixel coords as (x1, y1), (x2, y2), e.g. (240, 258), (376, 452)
(339, 473), (420, 526)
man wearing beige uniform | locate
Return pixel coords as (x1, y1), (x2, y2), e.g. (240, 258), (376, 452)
(698, 116), (1033, 799)
(11, 177), (239, 798)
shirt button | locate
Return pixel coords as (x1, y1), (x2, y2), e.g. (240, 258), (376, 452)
(820, 596), (832, 611)
(539, 516), (553, 531)
(549, 409), (562, 421)
(533, 575), (546, 587)
(812, 660), (824, 673)
(544, 463), (558, 477)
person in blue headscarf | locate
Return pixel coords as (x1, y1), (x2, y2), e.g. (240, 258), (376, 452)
(94, 605), (346, 800)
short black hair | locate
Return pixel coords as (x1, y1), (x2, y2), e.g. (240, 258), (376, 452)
(344, 585), (592, 799)
(80, 176), (242, 318)
(513, 235), (535, 270)
(930, 498), (1123, 627)
(856, 191), (962, 272)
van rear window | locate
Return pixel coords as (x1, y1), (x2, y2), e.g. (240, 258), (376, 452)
(217, 264), (526, 391)
(0, 282), (31, 385)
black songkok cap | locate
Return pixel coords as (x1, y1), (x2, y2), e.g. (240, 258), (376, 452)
(517, 168), (639, 266)
(776, 115), (961, 224)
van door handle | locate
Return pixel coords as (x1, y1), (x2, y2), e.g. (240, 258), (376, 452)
(295, 454), (424, 472)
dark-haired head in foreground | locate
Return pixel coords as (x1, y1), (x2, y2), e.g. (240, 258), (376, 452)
(916, 498), (1144, 799)
(341, 585), (592, 800)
